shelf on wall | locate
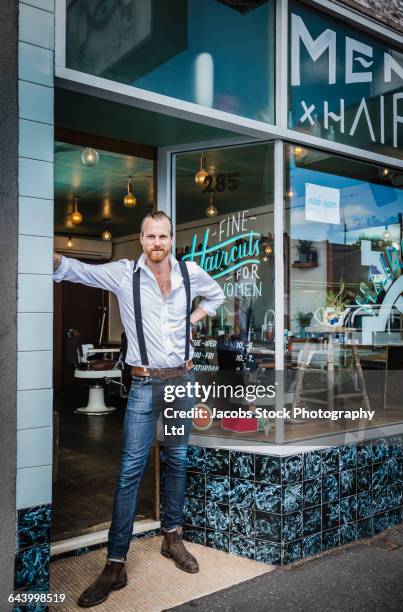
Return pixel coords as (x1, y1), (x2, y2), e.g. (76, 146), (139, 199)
(292, 262), (319, 269)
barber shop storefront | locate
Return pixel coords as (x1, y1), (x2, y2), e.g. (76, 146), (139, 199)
(10, 0), (403, 598)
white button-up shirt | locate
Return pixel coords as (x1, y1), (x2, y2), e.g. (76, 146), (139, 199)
(54, 253), (225, 367)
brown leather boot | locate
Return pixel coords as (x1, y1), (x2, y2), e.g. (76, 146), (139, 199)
(77, 560), (127, 607)
(161, 529), (199, 573)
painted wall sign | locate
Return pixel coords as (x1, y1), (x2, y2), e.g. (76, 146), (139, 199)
(289, 1), (403, 158)
(305, 183), (340, 224)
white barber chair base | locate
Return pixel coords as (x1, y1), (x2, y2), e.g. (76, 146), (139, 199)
(74, 369), (121, 415)
(75, 386), (116, 415)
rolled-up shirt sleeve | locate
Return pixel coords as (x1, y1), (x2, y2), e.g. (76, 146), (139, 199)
(53, 255), (128, 294)
(193, 264), (225, 316)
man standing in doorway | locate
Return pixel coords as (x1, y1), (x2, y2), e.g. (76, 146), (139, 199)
(53, 211), (225, 608)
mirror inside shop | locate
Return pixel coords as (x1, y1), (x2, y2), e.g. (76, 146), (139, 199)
(175, 143), (403, 443)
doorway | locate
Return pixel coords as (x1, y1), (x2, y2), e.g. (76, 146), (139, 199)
(51, 129), (158, 543)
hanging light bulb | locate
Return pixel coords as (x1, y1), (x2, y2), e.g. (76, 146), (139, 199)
(71, 197), (83, 225)
(102, 224), (112, 241)
(293, 145), (307, 159)
(383, 226), (392, 241)
(67, 233), (73, 248)
(285, 189), (294, 199)
(263, 255), (268, 262)
(81, 147), (99, 166)
(264, 244), (273, 255)
(206, 192), (218, 217)
(195, 155), (208, 186)
(124, 176), (137, 208)
(378, 167), (394, 179)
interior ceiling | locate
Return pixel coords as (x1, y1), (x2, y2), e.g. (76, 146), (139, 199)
(54, 142), (153, 238)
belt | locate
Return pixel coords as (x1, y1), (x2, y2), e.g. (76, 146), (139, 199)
(131, 360), (193, 380)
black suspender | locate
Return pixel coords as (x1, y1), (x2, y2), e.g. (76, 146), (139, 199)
(132, 260), (191, 365)
(178, 260), (191, 362)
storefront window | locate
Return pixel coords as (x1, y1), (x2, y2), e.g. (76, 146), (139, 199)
(66, 0), (275, 124)
(175, 143), (276, 441)
(289, 0), (403, 159)
(285, 143), (403, 441)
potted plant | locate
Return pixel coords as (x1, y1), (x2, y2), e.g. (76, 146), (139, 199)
(314, 282), (350, 327)
(296, 240), (314, 263)
(294, 310), (313, 337)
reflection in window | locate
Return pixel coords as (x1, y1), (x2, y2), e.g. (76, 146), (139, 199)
(285, 144), (403, 440)
(66, 0), (275, 124)
(175, 143), (276, 441)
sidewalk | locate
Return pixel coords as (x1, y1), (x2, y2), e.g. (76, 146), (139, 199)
(169, 525), (403, 612)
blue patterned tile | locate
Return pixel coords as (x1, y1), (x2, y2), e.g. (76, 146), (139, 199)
(230, 451), (254, 480)
(185, 472), (205, 499)
(282, 511), (303, 542)
(387, 458), (401, 484)
(373, 511), (389, 534)
(386, 435), (402, 459)
(183, 498), (205, 528)
(187, 446), (206, 472)
(255, 540), (281, 565)
(14, 544), (50, 591)
(357, 444), (372, 467)
(340, 522), (357, 545)
(387, 484), (402, 509)
(230, 506), (254, 537)
(206, 448), (229, 475)
(206, 529), (229, 551)
(255, 511), (281, 543)
(303, 451), (322, 479)
(17, 504), (51, 552)
(322, 474), (339, 502)
(321, 447), (339, 475)
(388, 508), (402, 527)
(283, 539), (302, 564)
(205, 502), (229, 531)
(357, 467), (371, 493)
(255, 483), (281, 513)
(339, 445), (357, 471)
(229, 478), (254, 508)
(373, 486), (388, 514)
(340, 495), (357, 525)
(322, 528), (339, 551)
(372, 461), (388, 491)
(282, 483), (302, 513)
(303, 505), (321, 536)
(183, 526), (206, 545)
(14, 604), (47, 612)
(357, 492), (372, 520)
(281, 455), (303, 484)
(303, 478), (321, 508)
(357, 517), (374, 539)
(372, 439), (389, 464)
(229, 535), (254, 559)
(255, 455), (281, 484)
(340, 470), (356, 498)
(322, 501), (339, 531)
(303, 533), (321, 557)
(206, 475), (229, 504)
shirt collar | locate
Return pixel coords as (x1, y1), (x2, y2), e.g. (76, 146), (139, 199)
(134, 253), (181, 286)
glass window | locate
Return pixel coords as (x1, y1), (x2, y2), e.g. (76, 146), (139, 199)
(285, 143), (403, 442)
(289, 0), (403, 159)
(66, 0), (275, 124)
(175, 143), (276, 442)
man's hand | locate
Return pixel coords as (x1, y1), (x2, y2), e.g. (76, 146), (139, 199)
(190, 306), (208, 326)
(53, 252), (62, 272)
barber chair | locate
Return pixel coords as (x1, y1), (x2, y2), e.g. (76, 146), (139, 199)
(65, 329), (124, 415)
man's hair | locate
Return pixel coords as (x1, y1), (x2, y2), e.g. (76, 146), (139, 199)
(140, 211), (173, 237)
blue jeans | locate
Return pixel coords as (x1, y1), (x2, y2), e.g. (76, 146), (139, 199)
(107, 369), (195, 560)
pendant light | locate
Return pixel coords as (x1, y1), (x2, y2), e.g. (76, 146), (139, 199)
(293, 145), (307, 159)
(206, 192), (218, 217)
(124, 176), (137, 208)
(67, 233), (73, 248)
(102, 223), (112, 242)
(383, 226), (392, 241)
(81, 147), (99, 166)
(71, 197), (83, 225)
(195, 155), (208, 186)
(264, 244), (273, 255)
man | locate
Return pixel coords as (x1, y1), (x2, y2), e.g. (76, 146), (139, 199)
(53, 211), (225, 607)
